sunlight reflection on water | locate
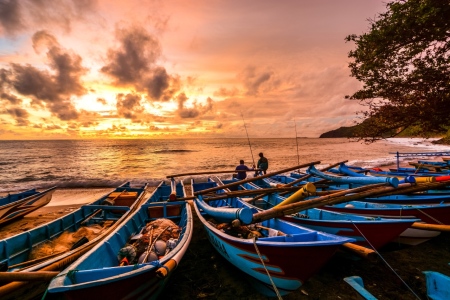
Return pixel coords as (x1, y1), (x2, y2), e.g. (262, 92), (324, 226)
(0, 138), (446, 191)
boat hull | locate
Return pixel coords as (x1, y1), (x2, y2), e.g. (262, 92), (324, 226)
(280, 215), (413, 249)
(202, 223), (340, 296)
(240, 179), (416, 249)
(322, 203), (450, 225)
(47, 183), (193, 300)
(192, 180), (352, 297)
(0, 187), (56, 226)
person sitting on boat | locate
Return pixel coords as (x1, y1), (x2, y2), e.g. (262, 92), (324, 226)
(256, 152), (269, 175)
(235, 160), (254, 180)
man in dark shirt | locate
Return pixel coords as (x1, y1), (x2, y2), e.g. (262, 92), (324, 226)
(235, 160), (254, 180)
(257, 152), (269, 175)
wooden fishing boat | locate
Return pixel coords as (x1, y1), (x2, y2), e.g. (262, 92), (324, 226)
(296, 164), (450, 205)
(0, 182), (149, 300)
(237, 179), (418, 250)
(0, 187), (56, 226)
(0, 189), (39, 203)
(251, 174), (446, 246)
(336, 164), (450, 204)
(46, 180), (193, 300)
(190, 178), (353, 297)
(321, 201), (450, 245)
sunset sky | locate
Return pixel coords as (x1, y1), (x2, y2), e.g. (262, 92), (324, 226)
(0, 0), (387, 139)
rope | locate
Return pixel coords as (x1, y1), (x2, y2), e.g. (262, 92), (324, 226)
(415, 208), (443, 224)
(252, 237), (282, 300)
(350, 221), (421, 300)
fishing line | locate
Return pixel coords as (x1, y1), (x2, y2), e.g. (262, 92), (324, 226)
(241, 112), (256, 166)
(350, 221), (421, 300)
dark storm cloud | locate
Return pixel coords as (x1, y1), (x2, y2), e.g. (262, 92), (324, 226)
(33, 31), (87, 95)
(4, 107), (29, 125)
(0, 92), (21, 104)
(101, 26), (160, 83)
(0, 31), (87, 121)
(101, 25), (180, 101)
(0, 0), (25, 36)
(177, 93), (214, 119)
(0, 0), (98, 36)
(116, 93), (144, 120)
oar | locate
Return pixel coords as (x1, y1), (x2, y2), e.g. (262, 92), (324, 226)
(340, 243), (376, 261)
(251, 182), (415, 224)
(167, 169), (254, 178)
(365, 179), (450, 197)
(201, 186), (311, 201)
(411, 223), (450, 232)
(7, 252), (64, 270)
(0, 271), (59, 282)
(194, 161), (321, 196)
(251, 160), (348, 202)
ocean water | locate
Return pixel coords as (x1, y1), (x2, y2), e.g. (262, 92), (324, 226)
(1, 138), (449, 193)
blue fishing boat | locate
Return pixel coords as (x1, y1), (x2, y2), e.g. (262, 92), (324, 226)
(0, 189), (39, 203)
(191, 178), (353, 297)
(344, 276), (377, 300)
(236, 178), (418, 250)
(0, 182), (148, 300)
(423, 270), (450, 300)
(47, 180), (193, 300)
(345, 270), (450, 300)
(250, 174), (446, 245)
(292, 164), (450, 205)
(0, 187), (56, 226)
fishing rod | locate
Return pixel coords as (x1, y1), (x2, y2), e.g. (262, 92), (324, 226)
(294, 118), (300, 166)
(241, 112), (256, 166)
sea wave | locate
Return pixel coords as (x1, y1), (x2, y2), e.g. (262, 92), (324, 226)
(152, 149), (198, 153)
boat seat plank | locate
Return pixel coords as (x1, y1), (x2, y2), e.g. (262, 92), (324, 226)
(258, 232), (317, 242)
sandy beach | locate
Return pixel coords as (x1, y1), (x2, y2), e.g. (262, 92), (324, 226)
(1, 172), (450, 299)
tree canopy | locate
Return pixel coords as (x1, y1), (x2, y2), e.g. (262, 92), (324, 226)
(346, 0), (450, 143)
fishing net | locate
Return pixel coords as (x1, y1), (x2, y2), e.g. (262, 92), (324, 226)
(117, 218), (181, 265)
(28, 224), (104, 260)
